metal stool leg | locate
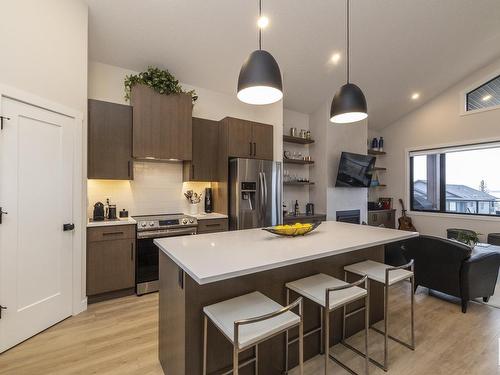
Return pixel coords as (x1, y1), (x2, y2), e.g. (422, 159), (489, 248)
(364, 288), (370, 375)
(410, 274), (415, 349)
(324, 306), (330, 375)
(299, 302), (304, 375)
(255, 345), (259, 375)
(203, 315), (208, 375)
(233, 344), (239, 375)
(285, 289), (290, 373)
(384, 280), (389, 370)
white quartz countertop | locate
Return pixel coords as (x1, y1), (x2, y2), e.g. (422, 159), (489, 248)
(190, 213), (228, 220)
(87, 217), (137, 227)
(155, 221), (419, 285)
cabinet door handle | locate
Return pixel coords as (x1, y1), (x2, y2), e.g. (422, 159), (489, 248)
(103, 231), (124, 236)
(130, 242), (134, 261)
(249, 142), (252, 156)
(205, 223), (221, 227)
(253, 142), (256, 156)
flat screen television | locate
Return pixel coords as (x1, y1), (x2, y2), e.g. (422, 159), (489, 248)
(335, 152), (376, 187)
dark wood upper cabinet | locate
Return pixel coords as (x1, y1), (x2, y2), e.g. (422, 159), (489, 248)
(222, 117), (274, 160)
(252, 123), (274, 160)
(131, 84), (192, 160)
(88, 99), (133, 180)
(183, 118), (219, 181)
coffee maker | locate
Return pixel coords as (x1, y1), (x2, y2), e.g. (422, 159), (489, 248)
(204, 187), (213, 213)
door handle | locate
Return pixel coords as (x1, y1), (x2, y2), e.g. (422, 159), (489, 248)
(253, 142), (256, 156)
(63, 223), (75, 231)
(249, 142), (252, 156)
(0, 305), (6, 319)
(0, 207), (7, 224)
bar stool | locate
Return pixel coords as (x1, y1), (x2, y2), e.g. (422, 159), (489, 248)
(344, 260), (415, 371)
(202, 291), (304, 375)
(285, 274), (369, 375)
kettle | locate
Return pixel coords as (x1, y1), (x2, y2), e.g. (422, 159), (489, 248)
(93, 202), (105, 221)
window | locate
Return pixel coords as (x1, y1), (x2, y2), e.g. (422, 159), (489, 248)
(409, 142), (500, 217)
(466, 74), (500, 111)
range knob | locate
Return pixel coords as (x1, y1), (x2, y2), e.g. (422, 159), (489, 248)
(181, 218), (188, 225)
(140, 222), (147, 228)
(189, 218), (194, 224)
(149, 221), (155, 227)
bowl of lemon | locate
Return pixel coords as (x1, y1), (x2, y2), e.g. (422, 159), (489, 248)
(262, 221), (322, 237)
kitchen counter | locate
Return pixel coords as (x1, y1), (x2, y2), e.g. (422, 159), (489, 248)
(155, 221), (417, 285)
(87, 217), (136, 228)
(189, 212), (228, 220)
(157, 222), (418, 374)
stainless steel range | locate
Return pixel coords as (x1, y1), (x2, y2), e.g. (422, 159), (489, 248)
(133, 213), (197, 295)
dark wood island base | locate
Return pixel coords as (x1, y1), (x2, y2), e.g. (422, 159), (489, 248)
(159, 245), (385, 374)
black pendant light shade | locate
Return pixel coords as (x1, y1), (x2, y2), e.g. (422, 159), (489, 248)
(330, 83), (367, 123)
(330, 0), (368, 124)
(237, 49), (283, 105)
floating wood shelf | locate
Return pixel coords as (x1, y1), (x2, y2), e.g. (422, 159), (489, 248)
(283, 159), (314, 165)
(373, 167), (387, 171)
(283, 135), (315, 144)
(369, 184), (387, 188)
(368, 149), (386, 156)
(284, 181), (315, 186)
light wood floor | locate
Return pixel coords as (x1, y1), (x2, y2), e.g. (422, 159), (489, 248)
(1, 284), (500, 375)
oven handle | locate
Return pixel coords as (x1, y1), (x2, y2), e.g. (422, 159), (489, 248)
(136, 228), (197, 239)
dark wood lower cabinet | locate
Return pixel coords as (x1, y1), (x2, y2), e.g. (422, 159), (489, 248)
(197, 218), (228, 234)
(87, 225), (136, 302)
(368, 209), (396, 229)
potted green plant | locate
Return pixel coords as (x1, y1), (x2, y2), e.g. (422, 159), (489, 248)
(457, 231), (481, 247)
(124, 66), (198, 103)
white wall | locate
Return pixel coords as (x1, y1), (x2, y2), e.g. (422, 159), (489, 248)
(380, 57), (500, 241)
(0, 0), (88, 313)
(283, 109), (311, 212)
(309, 100), (369, 221)
(88, 61), (283, 216)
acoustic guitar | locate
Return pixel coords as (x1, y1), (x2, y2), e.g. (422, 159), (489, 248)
(398, 199), (417, 231)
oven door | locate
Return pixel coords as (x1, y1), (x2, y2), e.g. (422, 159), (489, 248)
(135, 228), (196, 295)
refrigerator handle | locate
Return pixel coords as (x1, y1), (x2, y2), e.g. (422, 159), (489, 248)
(262, 171), (268, 218)
(259, 172), (265, 223)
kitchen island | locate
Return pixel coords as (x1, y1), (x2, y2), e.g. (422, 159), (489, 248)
(155, 221), (418, 374)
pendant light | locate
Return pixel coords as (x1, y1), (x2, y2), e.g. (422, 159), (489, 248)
(330, 0), (368, 124)
(237, 0), (283, 105)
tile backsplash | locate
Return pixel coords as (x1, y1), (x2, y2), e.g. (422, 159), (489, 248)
(87, 161), (211, 217)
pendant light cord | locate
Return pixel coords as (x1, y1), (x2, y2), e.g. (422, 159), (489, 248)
(259, 0), (262, 50)
(346, 0), (350, 83)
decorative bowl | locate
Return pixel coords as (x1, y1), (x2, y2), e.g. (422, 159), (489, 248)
(262, 221), (322, 237)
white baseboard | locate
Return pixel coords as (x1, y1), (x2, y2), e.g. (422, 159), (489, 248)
(73, 297), (88, 316)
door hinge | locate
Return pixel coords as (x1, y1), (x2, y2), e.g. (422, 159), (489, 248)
(0, 305), (6, 319)
(63, 223), (75, 231)
(0, 115), (10, 130)
(0, 207), (7, 224)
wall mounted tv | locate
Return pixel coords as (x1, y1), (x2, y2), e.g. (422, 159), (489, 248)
(335, 152), (376, 188)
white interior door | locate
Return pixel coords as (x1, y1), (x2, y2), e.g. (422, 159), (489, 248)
(0, 96), (74, 352)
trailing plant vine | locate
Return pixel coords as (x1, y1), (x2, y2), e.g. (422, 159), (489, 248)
(124, 66), (198, 103)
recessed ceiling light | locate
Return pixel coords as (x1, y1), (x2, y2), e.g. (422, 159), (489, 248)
(257, 16), (269, 29)
(411, 92), (420, 100)
(482, 94), (492, 101)
(330, 53), (341, 65)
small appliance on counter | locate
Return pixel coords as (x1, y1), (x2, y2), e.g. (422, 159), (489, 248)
(119, 209), (129, 218)
(93, 202), (105, 221)
(306, 203), (315, 215)
(204, 187), (213, 213)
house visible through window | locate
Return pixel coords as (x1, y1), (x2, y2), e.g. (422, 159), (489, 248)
(410, 143), (500, 216)
(466, 74), (500, 111)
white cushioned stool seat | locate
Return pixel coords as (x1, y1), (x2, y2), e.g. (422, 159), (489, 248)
(203, 291), (300, 349)
(286, 273), (367, 310)
(345, 260), (413, 285)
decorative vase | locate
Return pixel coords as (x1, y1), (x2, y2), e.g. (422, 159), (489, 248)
(189, 203), (199, 215)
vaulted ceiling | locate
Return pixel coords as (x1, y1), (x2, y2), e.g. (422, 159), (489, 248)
(87, 0), (500, 129)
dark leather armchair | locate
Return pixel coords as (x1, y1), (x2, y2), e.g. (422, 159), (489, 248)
(391, 235), (500, 313)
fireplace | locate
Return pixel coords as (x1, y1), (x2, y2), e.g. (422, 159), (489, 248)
(336, 209), (361, 224)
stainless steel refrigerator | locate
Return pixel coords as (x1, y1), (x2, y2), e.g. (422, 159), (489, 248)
(229, 158), (282, 230)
